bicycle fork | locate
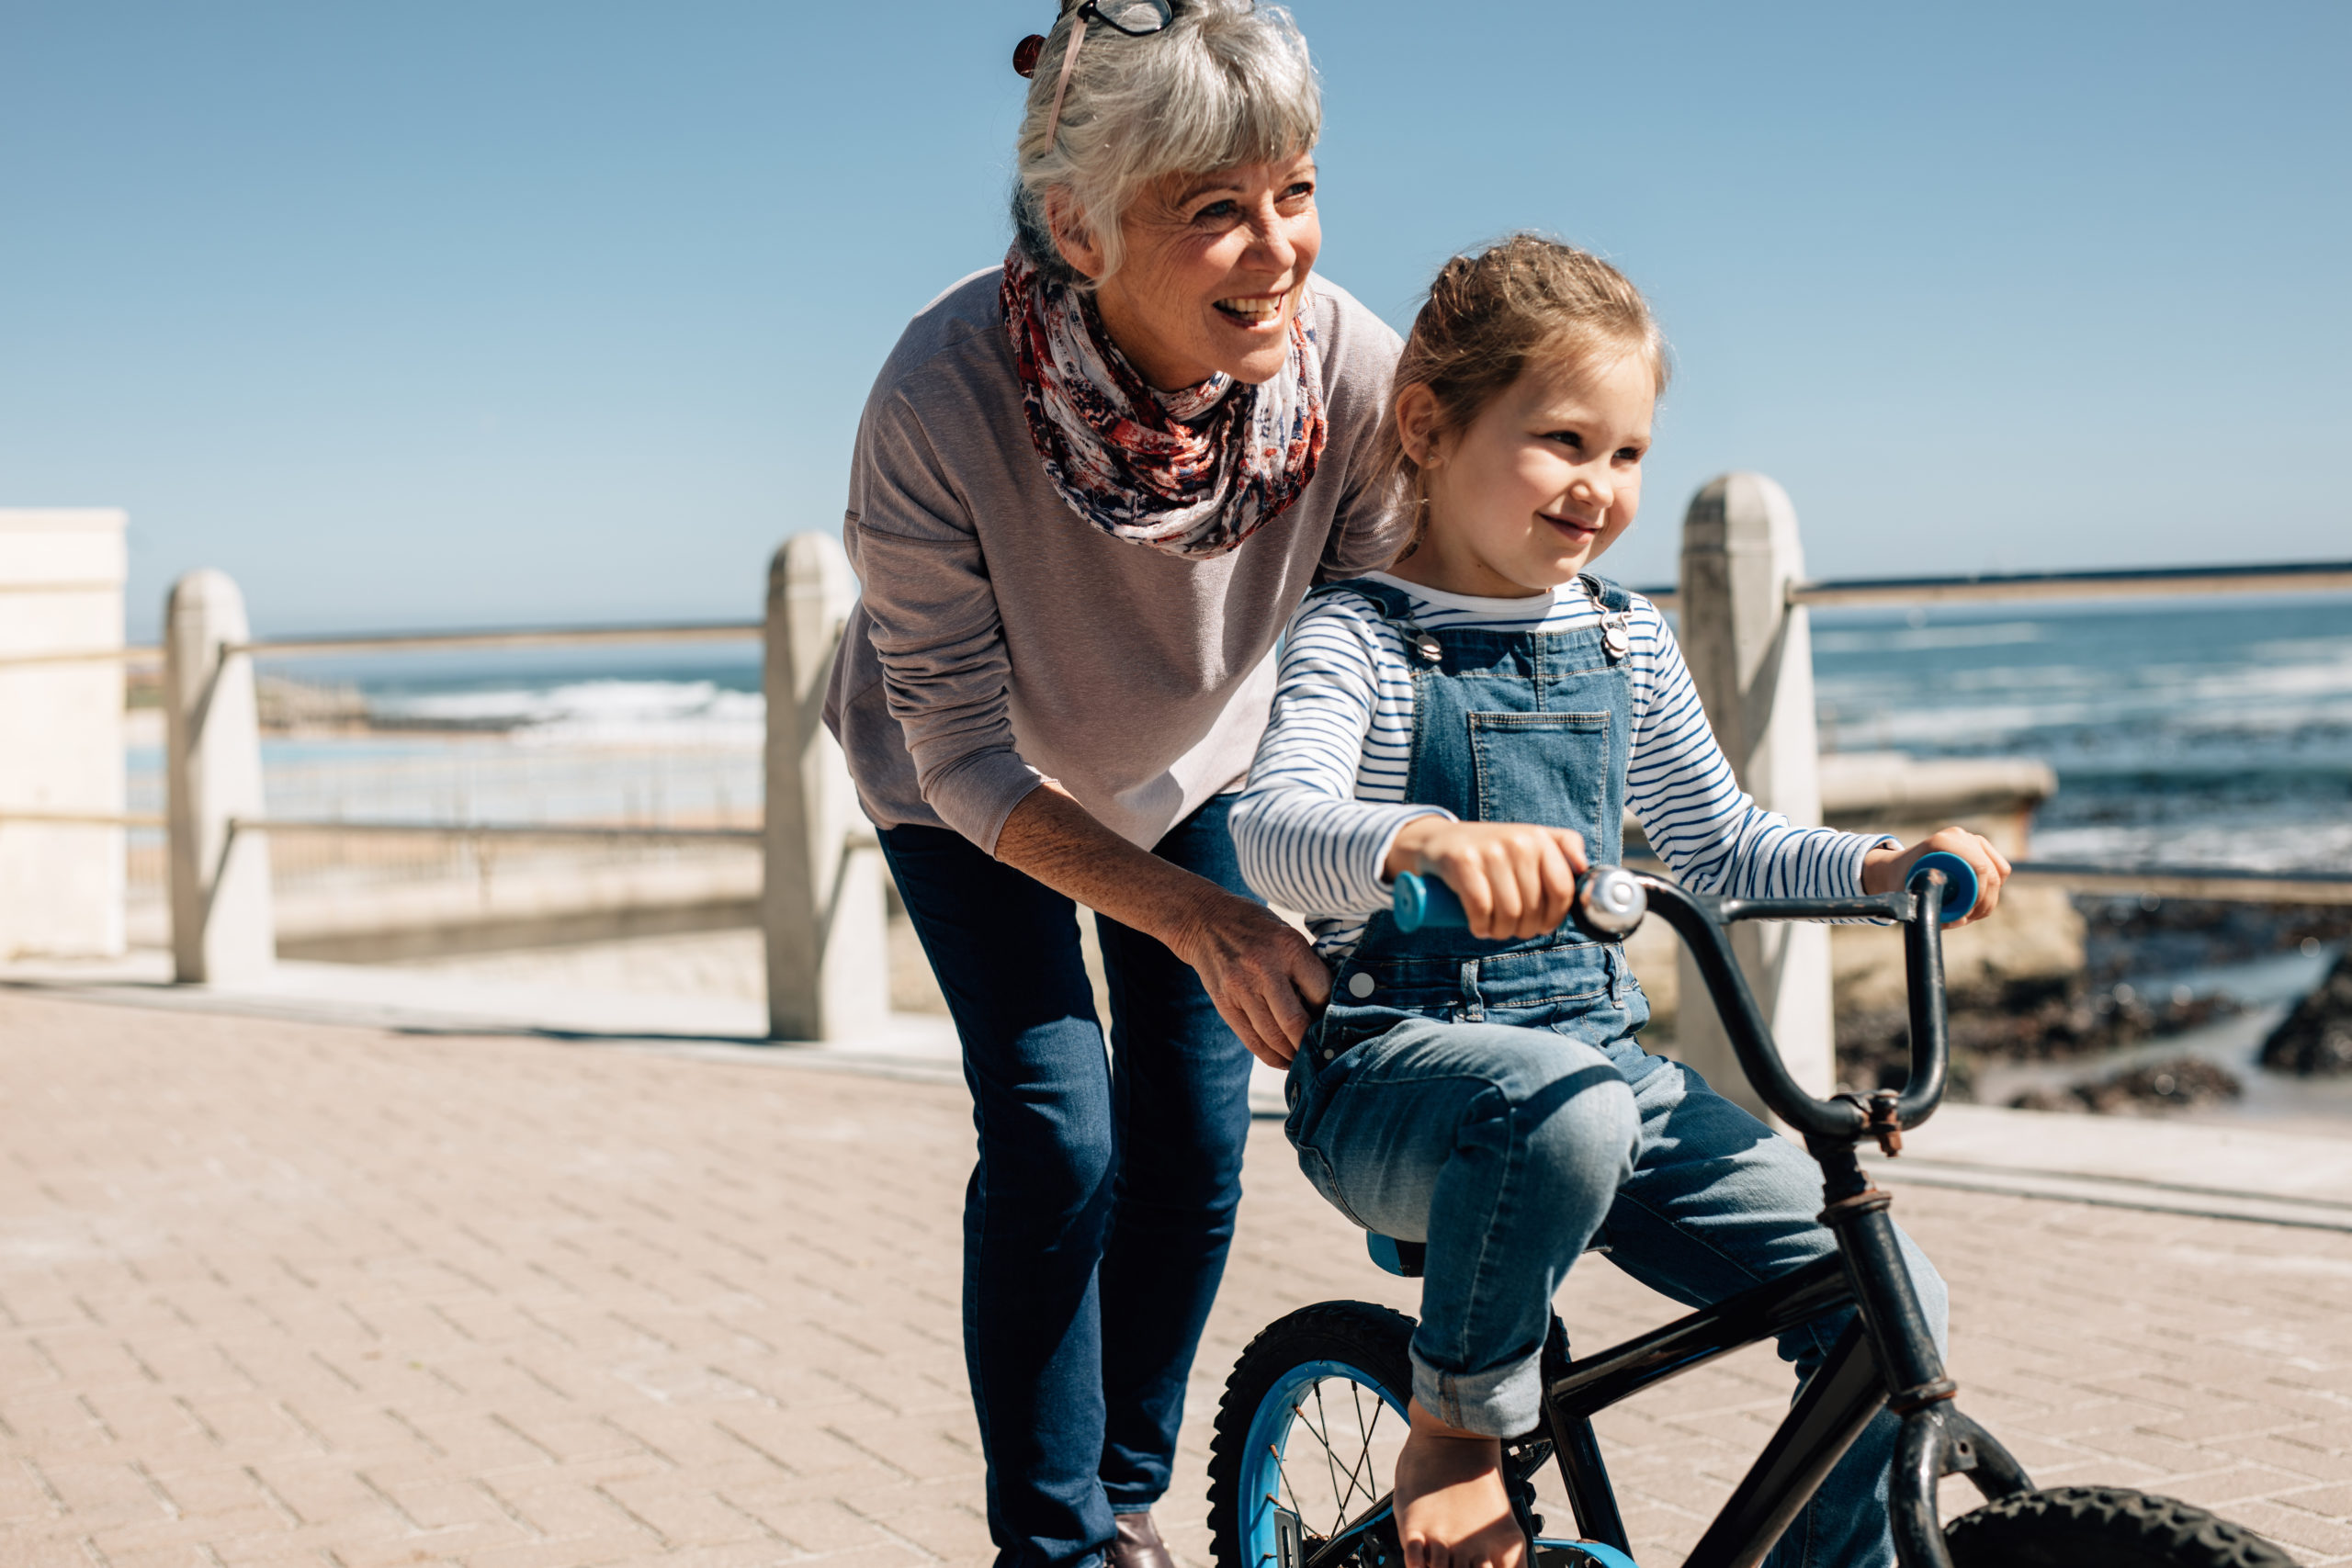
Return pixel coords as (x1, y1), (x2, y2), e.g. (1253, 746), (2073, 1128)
(1813, 1138), (2034, 1568)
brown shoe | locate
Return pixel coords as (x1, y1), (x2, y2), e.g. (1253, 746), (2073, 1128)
(1111, 1511), (1175, 1568)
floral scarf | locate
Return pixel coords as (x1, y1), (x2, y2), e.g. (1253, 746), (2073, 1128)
(1001, 245), (1327, 560)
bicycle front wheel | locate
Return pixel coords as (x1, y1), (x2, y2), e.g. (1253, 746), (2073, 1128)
(1944, 1486), (2301, 1566)
(1206, 1301), (1416, 1568)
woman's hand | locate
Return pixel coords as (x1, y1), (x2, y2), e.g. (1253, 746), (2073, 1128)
(995, 784), (1329, 1068)
(1167, 891), (1332, 1069)
(1385, 818), (1589, 942)
(1861, 827), (2013, 926)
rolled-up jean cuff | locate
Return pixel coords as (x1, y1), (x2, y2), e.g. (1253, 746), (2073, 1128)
(1411, 1347), (1544, 1438)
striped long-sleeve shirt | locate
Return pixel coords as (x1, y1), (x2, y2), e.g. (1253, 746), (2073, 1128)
(1230, 572), (1891, 959)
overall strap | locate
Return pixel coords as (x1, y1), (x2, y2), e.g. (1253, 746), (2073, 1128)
(1578, 572), (1635, 664)
(1306, 578), (1444, 663)
(1578, 571), (1636, 614)
(1306, 576), (1418, 620)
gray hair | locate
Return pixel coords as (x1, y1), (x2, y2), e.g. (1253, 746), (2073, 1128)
(1012, 0), (1320, 288)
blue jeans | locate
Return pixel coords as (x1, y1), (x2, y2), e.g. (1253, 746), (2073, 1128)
(879, 795), (1258, 1568)
(1289, 1003), (1948, 1568)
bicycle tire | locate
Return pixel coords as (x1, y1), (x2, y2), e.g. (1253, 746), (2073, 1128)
(1206, 1301), (1417, 1568)
(1944, 1485), (2301, 1567)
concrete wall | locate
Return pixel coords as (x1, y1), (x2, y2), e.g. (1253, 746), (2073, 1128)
(0, 511), (127, 959)
(1819, 751), (2083, 1014)
(123, 848), (763, 962)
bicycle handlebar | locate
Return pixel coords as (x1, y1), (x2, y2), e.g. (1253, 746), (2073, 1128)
(1391, 850), (1979, 935)
(1388, 858), (1971, 1141)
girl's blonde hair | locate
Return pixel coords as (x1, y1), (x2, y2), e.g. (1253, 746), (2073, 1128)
(1381, 234), (1670, 549)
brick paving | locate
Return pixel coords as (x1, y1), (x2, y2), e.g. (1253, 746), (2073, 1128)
(3, 989), (2350, 1568)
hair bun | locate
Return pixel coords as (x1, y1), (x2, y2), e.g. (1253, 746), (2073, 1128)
(1013, 34), (1046, 77)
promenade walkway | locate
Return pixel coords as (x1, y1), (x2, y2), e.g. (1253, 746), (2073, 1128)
(5, 988), (2351, 1568)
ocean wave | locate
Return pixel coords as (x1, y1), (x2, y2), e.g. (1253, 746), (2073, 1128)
(371, 680), (766, 747)
(2030, 819), (2352, 875)
(1812, 621), (2046, 654)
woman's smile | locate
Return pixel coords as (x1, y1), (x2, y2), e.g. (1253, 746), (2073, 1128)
(1214, 282), (1301, 327)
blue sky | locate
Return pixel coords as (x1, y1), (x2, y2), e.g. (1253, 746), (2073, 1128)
(3, 1), (2345, 636)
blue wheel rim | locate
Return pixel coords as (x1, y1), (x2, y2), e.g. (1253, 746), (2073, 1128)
(1231, 1355), (1645, 1568)
(1238, 1359), (1408, 1567)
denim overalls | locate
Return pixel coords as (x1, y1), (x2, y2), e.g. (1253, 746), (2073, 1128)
(1307, 572), (1649, 1053)
(1282, 576), (1945, 1568)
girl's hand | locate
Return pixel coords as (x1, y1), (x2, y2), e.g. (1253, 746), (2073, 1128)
(1861, 828), (2013, 926)
(1167, 891), (1332, 1069)
(1385, 818), (1589, 941)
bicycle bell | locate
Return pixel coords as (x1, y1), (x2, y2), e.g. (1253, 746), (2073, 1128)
(1575, 864), (1648, 937)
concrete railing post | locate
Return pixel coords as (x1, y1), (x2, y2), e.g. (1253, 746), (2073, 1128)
(1673, 473), (1835, 1117)
(763, 533), (888, 1040)
(164, 570), (275, 984)
(0, 511), (129, 960)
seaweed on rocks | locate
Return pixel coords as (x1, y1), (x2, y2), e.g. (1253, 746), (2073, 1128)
(1835, 890), (2351, 1100)
(2006, 1055), (2244, 1115)
(1836, 975), (2240, 1097)
(2259, 951), (2352, 1077)
(2081, 896), (2352, 983)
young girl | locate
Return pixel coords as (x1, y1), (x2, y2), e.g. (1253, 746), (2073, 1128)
(1230, 236), (2010, 1568)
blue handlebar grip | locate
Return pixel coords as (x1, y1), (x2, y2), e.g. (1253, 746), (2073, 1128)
(1391, 871), (1469, 932)
(1907, 850), (1979, 925)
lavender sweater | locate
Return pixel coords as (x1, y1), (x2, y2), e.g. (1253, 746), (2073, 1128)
(823, 267), (1409, 853)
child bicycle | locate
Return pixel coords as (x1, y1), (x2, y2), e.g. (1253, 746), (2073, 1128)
(1206, 856), (2298, 1568)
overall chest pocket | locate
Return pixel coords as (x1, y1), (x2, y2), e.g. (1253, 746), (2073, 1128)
(1467, 711), (1611, 833)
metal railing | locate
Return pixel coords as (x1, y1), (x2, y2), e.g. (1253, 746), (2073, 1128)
(14, 558), (2346, 665)
(207, 615), (773, 862)
(0, 810), (168, 829)
(2009, 861), (2352, 905)
(1634, 556), (2352, 612)
(232, 818), (766, 844)
(0, 616), (763, 668)
(226, 618), (763, 660)
(0, 547), (882, 1040)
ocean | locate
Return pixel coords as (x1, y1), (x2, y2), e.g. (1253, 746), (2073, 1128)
(144, 591), (2349, 874)
(1808, 593), (2352, 875)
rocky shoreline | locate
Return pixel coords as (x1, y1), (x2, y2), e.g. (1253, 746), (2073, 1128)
(1836, 895), (2352, 1114)
(2261, 950), (2352, 1077)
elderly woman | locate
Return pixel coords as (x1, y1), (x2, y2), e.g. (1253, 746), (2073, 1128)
(822, 4), (1402, 1566)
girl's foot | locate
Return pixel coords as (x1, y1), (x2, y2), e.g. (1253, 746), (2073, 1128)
(1393, 1398), (1527, 1568)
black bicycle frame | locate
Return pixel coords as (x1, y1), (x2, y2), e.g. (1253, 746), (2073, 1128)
(1537, 1258), (1881, 1565)
(1532, 1248), (2024, 1568)
(1302, 865), (2035, 1568)
(1305, 1244), (2023, 1568)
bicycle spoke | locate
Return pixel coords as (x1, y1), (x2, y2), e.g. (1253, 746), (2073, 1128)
(1267, 1373), (1404, 1548)
(1271, 1438), (1306, 1519)
(1328, 1382), (1371, 1518)
(1280, 1383), (1349, 1537)
(1312, 1382), (1347, 1534)
(1283, 1394), (1332, 1488)
(1338, 1381), (1385, 1516)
